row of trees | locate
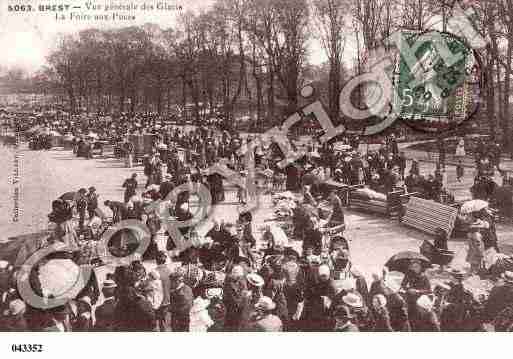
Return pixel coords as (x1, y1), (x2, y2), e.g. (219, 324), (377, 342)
(25, 0), (513, 144)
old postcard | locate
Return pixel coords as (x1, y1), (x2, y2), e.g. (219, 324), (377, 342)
(0, 0), (512, 348)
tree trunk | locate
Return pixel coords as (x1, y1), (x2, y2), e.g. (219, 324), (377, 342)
(486, 56), (496, 138)
(267, 68), (275, 125)
(503, 41), (512, 149)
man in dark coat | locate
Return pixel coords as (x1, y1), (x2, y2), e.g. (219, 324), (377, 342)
(113, 269), (156, 331)
(114, 288), (156, 331)
(369, 275), (411, 331)
(71, 297), (93, 332)
(302, 264), (333, 331)
(484, 271), (513, 323)
(260, 259), (289, 325)
(411, 295), (440, 332)
(122, 173), (138, 204)
(246, 296), (283, 332)
(396, 152), (407, 179)
(223, 265), (248, 330)
(86, 186), (99, 220)
(332, 250), (369, 305)
(159, 174), (174, 200)
(167, 151), (181, 176)
(401, 260), (432, 321)
(205, 220), (232, 253)
(104, 200), (128, 223)
(441, 271), (482, 331)
(76, 188), (88, 230)
(94, 279), (117, 331)
(332, 305), (359, 331)
(169, 269), (193, 332)
(0, 299), (28, 331)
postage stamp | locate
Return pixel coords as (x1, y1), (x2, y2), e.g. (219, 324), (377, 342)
(393, 30), (484, 132)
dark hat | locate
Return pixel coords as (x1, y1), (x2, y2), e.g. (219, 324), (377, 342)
(88, 186), (96, 192)
(50, 304), (70, 316)
(78, 188), (87, 194)
(246, 273), (264, 287)
(502, 271), (513, 283)
(266, 254), (284, 269)
(102, 279), (117, 289)
(333, 305), (353, 319)
(435, 228), (448, 237)
(450, 269), (466, 280)
(331, 236), (349, 250)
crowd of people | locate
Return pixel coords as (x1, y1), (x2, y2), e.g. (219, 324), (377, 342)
(2, 109), (513, 332)
(2, 230), (513, 332)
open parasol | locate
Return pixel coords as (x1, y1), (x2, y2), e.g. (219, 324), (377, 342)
(59, 191), (77, 201)
(460, 199), (489, 215)
(385, 251), (431, 274)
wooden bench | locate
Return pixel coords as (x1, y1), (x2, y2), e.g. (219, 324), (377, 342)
(401, 196), (458, 236)
(348, 188), (418, 218)
(320, 181), (363, 206)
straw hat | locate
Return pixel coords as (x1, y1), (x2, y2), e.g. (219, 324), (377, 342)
(246, 273), (264, 288)
(102, 279), (117, 289)
(333, 305), (353, 320)
(256, 296), (276, 311)
(502, 271), (513, 284)
(373, 294), (387, 308)
(5, 299), (25, 316)
(231, 265), (245, 278)
(318, 264), (331, 277)
(450, 268), (466, 281)
(342, 292), (363, 308)
(383, 277), (402, 293)
(206, 288), (223, 299)
(416, 295), (434, 311)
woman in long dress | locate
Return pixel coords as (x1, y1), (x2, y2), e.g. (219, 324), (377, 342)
(455, 138), (466, 158)
(466, 227), (484, 274)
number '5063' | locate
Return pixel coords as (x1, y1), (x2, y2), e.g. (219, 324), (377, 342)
(8, 5), (33, 11)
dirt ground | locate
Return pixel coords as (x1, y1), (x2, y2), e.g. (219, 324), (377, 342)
(2, 142), (513, 285)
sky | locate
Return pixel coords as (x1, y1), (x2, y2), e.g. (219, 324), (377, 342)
(0, 0), (340, 75)
(0, 0), (213, 73)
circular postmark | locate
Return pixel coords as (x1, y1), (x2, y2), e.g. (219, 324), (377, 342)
(392, 30), (484, 132)
(344, 44), (401, 136)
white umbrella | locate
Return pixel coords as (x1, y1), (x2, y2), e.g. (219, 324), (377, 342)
(460, 199), (489, 215)
(269, 225), (289, 247)
(333, 142), (352, 151)
(38, 259), (82, 299)
(87, 132), (99, 139)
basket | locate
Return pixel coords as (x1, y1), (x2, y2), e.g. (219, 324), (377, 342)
(420, 240), (454, 266)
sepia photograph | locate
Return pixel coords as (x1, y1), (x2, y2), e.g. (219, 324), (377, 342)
(1, 0), (513, 346)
